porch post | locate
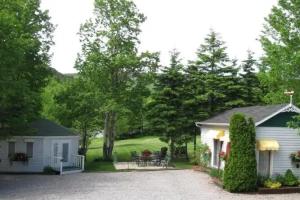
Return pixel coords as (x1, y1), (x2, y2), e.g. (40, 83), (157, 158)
(82, 156), (85, 171)
(60, 160), (63, 175)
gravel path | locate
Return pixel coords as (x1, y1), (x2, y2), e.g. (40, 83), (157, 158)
(0, 170), (299, 200)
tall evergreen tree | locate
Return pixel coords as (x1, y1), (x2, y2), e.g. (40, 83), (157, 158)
(147, 50), (186, 159)
(183, 61), (208, 151)
(240, 51), (263, 105)
(188, 30), (243, 116)
(223, 113), (257, 192)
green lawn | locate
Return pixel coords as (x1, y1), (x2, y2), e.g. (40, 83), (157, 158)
(86, 136), (199, 171)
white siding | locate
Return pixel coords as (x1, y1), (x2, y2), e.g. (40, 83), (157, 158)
(200, 125), (229, 169)
(0, 136), (79, 173)
(201, 125), (300, 176)
(0, 137), (44, 172)
(43, 137), (79, 167)
(256, 127), (300, 176)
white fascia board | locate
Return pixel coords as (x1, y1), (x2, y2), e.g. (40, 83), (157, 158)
(255, 104), (300, 126)
(12, 135), (80, 139)
(195, 122), (229, 127)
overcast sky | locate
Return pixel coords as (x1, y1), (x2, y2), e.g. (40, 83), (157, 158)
(41, 0), (277, 74)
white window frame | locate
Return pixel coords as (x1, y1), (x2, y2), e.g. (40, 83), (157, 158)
(26, 142), (34, 159)
(8, 142), (15, 158)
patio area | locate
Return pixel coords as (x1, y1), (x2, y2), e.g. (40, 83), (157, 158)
(114, 162), (174, 170)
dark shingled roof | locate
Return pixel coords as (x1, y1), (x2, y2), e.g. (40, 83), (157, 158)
(29, 119), (76, 136)
(199, 104), (288, 125)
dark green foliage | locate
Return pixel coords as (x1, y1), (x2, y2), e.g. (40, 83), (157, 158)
(275, 174), (285, 185)
(0, 0), (54, 138)
(186, 30), (254, 119)
(288, 115), (300, 134)
(188, 30), (244, 115)
(240, 51), (263, 105)
(223, 113), (257, 192)
(116, 130), (143, 140)
(283, 169), (299, 186)
(210, 169), (224, 181)
(146, 50), (188, 159)
(257, 174), (269, 187)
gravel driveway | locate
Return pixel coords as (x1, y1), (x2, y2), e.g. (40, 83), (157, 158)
(0, 170), (299, 200)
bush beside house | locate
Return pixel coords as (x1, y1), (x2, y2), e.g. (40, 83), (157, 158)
(223, 113), (257, 192)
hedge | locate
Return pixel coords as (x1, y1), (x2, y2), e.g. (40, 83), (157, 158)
(223, 113), (257, 192)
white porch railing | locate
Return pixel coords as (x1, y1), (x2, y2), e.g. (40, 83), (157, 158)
(50, 156), (63, 173)
(50, 155), (85, 175)
(70, 154), (85, 171)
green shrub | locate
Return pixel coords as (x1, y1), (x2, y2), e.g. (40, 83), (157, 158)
(264, 179), (282, 189)
(94, 157), (102, 162)
(190, 143), (211, 166)
(43, 166), (57, 175)
(210, 168), (224, 181)
(257, 174), (269, 187)
(283, 169), (299, 186)
(223, 113), (257, 192)
(274, 174), (285, 185)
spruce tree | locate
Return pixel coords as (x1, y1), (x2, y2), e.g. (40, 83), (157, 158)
(223, 113), (257, 192)
(147, 50), (186, 159)
(183, 62), (209, 152)
(240, 51), (263, 105)
(189, 30), (244, 115)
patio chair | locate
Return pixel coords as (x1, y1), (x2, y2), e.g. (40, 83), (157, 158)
(158, 147), (168, 166)
(150, 152), (160, 166)
(130, 151), (140, 165)
(161, 155), (170, 168)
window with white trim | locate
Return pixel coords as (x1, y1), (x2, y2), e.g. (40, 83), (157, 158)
(8, 142), (15, 157)
(26, 142), (33, 158)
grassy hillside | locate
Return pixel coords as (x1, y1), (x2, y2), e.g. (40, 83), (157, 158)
(86, 136), (199, 171)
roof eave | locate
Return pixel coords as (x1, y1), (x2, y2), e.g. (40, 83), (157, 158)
(255, 104), (300, 126)
(195, 122), (229, 127)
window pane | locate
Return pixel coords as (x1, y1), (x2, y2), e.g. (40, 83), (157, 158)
(26, 142), (33, 158)
(8, 142), (15, 157)
(62, 143), (69, 162)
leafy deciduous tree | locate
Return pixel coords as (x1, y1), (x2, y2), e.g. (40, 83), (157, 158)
(259, 0), (300, 105)
(77, 0), (158, 160)
(0, 0), (54, 138)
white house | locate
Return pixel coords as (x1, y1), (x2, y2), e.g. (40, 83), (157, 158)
(196, 103), (300, 177)
(0, 119), (84, 175)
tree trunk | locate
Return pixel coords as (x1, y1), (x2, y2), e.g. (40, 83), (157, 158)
(170, 137), (175, 160)
(103, 111), (116, 161)
(185, 142), (189, 160)
(82, 124), (88, 157)
(193, 127), (197, 153)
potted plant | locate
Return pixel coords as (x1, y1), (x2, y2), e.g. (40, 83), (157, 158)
(219, 151), (226, 161)
(9, 153), (29, 165)
(290, 151), (300, 168)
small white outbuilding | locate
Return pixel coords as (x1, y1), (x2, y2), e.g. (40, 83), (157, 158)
(196, 103), (300, 177)
(0, 119), (84, 174)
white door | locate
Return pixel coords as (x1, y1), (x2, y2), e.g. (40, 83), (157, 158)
(258, 151), (271, 176)
(213, 139), (223, 167)
(52, 140), (71, 167)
